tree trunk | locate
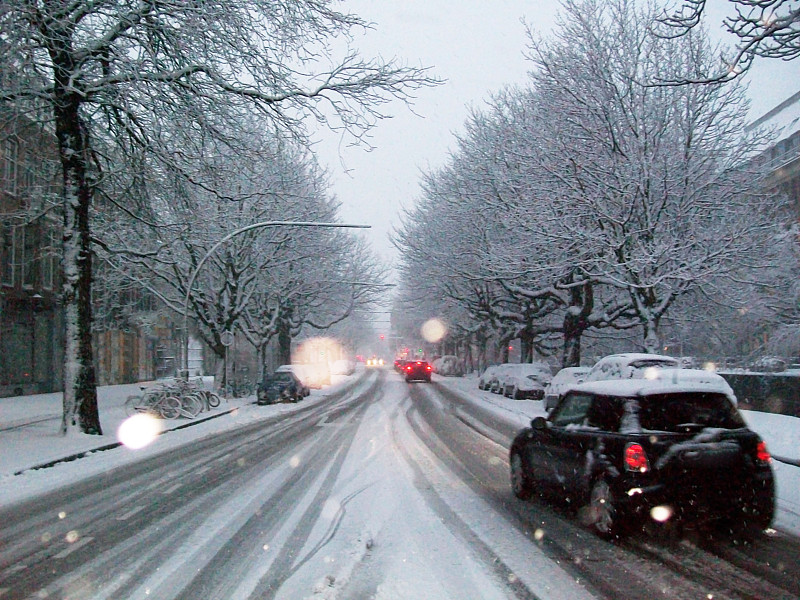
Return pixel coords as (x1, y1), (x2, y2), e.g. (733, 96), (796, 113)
(54, 86), (101, 435)
(277, 318), (292, 366)
(561, 281), (593, 368)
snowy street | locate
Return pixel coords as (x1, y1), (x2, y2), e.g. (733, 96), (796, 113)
(1, 368), (800, 599)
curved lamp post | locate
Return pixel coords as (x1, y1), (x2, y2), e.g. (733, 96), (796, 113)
(181, 220), (369, 378)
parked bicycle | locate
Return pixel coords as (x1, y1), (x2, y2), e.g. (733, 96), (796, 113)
(124, 378), (220, 419)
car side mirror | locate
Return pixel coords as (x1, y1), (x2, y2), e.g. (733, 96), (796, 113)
(531, 416), (548, 430)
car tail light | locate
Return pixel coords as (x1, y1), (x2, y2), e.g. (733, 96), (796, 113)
(624, 443), (649, 473)
(756, 440), (771, 464)
(426, 365), (432, 371)
(406, 365), (412, 372)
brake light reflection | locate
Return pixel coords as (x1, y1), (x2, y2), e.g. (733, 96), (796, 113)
(756, 440), (771, 463)
(624, 443), (649, 472)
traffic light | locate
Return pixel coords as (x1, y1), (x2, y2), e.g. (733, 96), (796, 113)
(380, 334), (385, 340)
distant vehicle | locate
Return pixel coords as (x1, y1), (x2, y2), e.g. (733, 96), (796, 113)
(274, 365), (311, 396)
(257, 371), (304, 405)
(404, 360), (432, 382)
(286, 363), (330, 388)
(499, 362), (553, 399)
(749, 356), (787, 373)
(432, 355), (464, 377)
(510, 375), (775, 539)
(394, 358), (408, 372)
(583, 353), (680, 383)
(366, 356), (384, 367)
(544, 366), (591, 411)
(478, 365), (502, 390)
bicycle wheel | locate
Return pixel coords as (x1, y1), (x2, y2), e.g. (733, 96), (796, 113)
(181, 393), (204, 418)
(157, 396), (182, 419)
(205, 391), (221, 408)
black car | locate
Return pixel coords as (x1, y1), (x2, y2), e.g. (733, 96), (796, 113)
(257, 371), (304, 405)
(404, 360), (432, 382)
(509, 374), (775, 539)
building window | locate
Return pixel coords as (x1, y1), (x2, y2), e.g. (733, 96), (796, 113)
(21, 224), (36, 288)
(41, 228), (57, 290)
(2, 138), (19, 196)
(1, 224), (13, 286)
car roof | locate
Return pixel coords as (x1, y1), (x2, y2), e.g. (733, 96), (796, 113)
(593, 353), (678, 364)
(569, 369), (737, 402)
(556, 366), (591, 374)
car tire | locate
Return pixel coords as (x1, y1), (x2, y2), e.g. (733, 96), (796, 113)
(724, 487), (774, 540)
(510, 451), (535, 500)
(587, 478), (623, 539)
(512, 387), (521, 400)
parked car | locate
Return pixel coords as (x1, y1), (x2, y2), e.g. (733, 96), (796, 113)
(499, 362), (553, 399)
(257, 371), (305, 404)
(287, 363), (330, 389)
(274, 365), (311, 396)
(489, 363), (518, 393)
(583, 353), (680, 383)
(509, 374), (774, 539)
(432, 355), (464, 376)
(544, 366), (591, 410)
(749, 356), (787, 373)
(404, 359), (432, 382)
(478, 365), (501, 390)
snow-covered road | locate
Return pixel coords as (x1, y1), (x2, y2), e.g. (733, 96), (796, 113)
(1, 368), (799, 599)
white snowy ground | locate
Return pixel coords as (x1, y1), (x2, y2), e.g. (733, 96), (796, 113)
(0, 368), (798, 599)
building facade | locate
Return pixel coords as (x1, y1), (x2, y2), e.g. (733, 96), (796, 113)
(1, 111), (189, 397)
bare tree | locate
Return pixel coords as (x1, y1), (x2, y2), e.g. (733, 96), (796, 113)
(0, 1), (438, 434)
(655, 0), (800, 82)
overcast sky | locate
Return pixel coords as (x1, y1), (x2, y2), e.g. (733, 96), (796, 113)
(314, 0), (800, 272)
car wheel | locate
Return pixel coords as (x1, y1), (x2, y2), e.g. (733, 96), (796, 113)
(510, 451), (535, 500)
(512, 387), (521, 400)
(723, 488), (775, 540)
(587, 478), (623, 539)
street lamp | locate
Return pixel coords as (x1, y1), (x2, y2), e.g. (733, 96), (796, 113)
(180, 220), (369, 378)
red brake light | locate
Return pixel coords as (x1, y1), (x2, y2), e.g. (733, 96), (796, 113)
(406, 365), (412, 372)
(426, 365), (432, 371)
(756, 440), (771, 463)
(624, 443), (649, 472)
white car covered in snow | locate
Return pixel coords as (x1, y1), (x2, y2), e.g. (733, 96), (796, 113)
(498, 362), (553, 399)
(583, 352), (680, 383)
(544, 366), (591, 410)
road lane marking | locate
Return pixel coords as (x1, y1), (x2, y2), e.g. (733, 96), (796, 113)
(54, 536), (94, 559)
(116, 506), (145, 521)
(162, 483), (181, 495)
(317, 414), (350, 427)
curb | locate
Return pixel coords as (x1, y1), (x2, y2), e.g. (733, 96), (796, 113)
(12, 407), (240, 476)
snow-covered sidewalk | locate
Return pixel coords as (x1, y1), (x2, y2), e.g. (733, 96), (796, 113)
(0, 374), (360, 479)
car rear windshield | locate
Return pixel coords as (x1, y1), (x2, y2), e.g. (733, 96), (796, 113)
(269, 373), (293, 382)
(635, 392), (746, 431)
